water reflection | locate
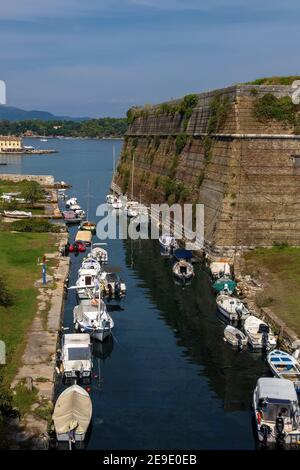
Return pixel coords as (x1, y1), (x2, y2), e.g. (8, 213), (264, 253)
(123, 237), (269, 413)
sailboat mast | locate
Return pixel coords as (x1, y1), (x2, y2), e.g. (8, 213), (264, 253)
(131, 152), (135, 200)
(112, 144), (115, 184)
(86, 179), (90, 221)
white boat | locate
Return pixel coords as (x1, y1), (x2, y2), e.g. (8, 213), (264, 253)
(76, 269), (99, 300)
(112, 197), (123, 209)
(53, 384), (92, 443)
(89, 244), (108, 264)
(124, 200), (140, 218)
(3, 210), (32, 218)
(267, 350), (300, 393)
(224, 325), (248, 349)
(70, 203), (82, 211)
(244, 315), (277, 350)
(106, 194), (114, 204)
(66, 197), (78, 208)
(79, 258), (101, 276)
(60, 334), (92, 380)
(100, 269), (126, 298)
(73, 298), (114, 342)
(210, 261), (231, 279)
(216, 294), (250, 322)
(253, 377), (300, 445)
(172, 260), (194, 281)
(40, 137), (48, 142)
(159, 234), (178, 253)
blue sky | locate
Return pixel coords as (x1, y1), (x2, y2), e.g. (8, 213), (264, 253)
(0, 0), (299, 117)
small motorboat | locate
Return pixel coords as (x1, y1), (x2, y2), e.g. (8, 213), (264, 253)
(112, 197), (123, 210)
(210, 261), (231, 279)
(216, 294), (250, 322)
(63, 210), (81, 224)
(213, 277), (236, 295)
(69, 241), (86, 253)
(172, 260), (194, 281)
(59, 334), (92, 380)
(76, 269), (99, 299)
(124, 201), (140, 218)
(3, 210), (32, 219)
(53, 384), (92, 444)
(224, 325), (248, 349)
(80, 220), (96, 232)
(267, 350), (300, 392)
(89, 246), (108, 264)
(75, 230), (92, 246)
(253, 377), (300, 445)
(106, 194), (115, 204)
(73, 298), (114, 342)
(244, 315), (277, 350)
(66, 197), (78, 209)
(100, 269), (126, 298)
(159, 234), (178, 253)
(79, 258), (101, 275)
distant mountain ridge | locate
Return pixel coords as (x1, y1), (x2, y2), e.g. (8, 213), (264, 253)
(0, 105), (90, 122)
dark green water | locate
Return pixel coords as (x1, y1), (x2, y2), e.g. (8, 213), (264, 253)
(0, 138), (269, 449)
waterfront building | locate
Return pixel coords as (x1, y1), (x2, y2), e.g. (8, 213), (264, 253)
(0, 135), (23, 152)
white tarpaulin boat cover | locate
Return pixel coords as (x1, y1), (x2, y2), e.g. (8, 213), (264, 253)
(210, 262), (230, 276)
(53, 384), (92, 434)
(257, 377), (297, 402)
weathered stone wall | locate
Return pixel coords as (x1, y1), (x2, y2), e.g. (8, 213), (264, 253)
(116, 84), (300, 252)
(0, 174), (55, 186)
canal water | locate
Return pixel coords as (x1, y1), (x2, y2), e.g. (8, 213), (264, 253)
(0, 138), (269, 449)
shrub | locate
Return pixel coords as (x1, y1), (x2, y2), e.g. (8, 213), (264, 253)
(175, 134), (187, 155)
(154, 135), (160, 150)
(0, 375), (17, 422)
(0, 277), (14, 307)
(255, 293), (273, 308)
(253, 93), (298, 124)
(132, 137), (139, 149)
(9, 219), (60, 233)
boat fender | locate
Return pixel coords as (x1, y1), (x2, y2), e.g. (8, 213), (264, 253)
(257, 411), (264, 425)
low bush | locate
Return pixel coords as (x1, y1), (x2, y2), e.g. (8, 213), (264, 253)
(9, 219), (60, 233)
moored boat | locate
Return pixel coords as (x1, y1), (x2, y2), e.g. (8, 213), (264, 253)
(210, 261), (231, 279)
(212, 277), (236, 295)
(3, 210), (32, 219)
(253, 377), (300, 445)
(159, 234), (178, 253)
(216, 294), (250, 322)
(60, 334), (92, 380)
(53, 384), (92, 444)
(73, 298), (114, 342)
(224, 325), (248, 349)
(244, 315), (277, 350)
(80, 220), (96, 232)
(267, 349), (300, 392)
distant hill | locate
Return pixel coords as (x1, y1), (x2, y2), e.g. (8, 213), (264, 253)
(0, 105), (90, 122)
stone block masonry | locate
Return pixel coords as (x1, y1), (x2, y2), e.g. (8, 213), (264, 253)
(116, 84), (300, 253)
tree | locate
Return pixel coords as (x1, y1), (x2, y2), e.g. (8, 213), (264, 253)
(21, 181), (44, 205)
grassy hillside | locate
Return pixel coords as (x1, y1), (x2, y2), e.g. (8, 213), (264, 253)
(246, 76), (300, 86)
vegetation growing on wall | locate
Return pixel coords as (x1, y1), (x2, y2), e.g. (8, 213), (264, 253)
(253, 93), (300, 129)
(175, 134), (187, 155)
(202, 93), (231, 162)
(126, 94), (198, 130)
(247, 76), (300, 86)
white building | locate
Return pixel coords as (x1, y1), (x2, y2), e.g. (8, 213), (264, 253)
(0, 80), (6, 105)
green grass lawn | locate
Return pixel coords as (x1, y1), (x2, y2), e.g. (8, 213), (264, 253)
(0, 232), (56, 385)
(244, 246), (300, 336)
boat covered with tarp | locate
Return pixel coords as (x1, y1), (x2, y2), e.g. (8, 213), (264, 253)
(53, 384), (92, 443)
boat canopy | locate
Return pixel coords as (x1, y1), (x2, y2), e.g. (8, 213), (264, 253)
(174, 249), (193, 261)
(76, 230), (92, 243)
(63, 333), (90, 347)
(257, 377), (297, 403)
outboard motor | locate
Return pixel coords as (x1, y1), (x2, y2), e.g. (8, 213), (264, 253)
(259, 324), (270, 350)
(236, 333), (243, 352)
(275, 412), (286, 446)
(260, 424), (271, 446)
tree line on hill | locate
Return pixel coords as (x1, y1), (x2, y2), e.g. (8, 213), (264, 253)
(0, 118), (128, 138)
